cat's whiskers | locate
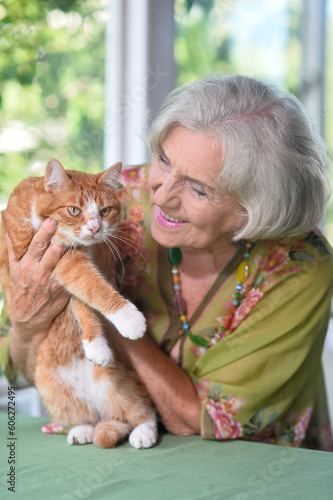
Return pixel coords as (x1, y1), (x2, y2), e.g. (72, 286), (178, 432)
(110, 227), (144, 239)
(102, 235), (117, 262)
(111, 232), (142, 254)
(108, 227), (143, 243)
(103, 237), (125, 282)
(109, 231), (147, 266)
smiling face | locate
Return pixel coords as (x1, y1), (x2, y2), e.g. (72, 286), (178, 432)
(149, 125), (245, 252)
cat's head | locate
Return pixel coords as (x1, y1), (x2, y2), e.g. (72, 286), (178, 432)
(36, 159), (122, 248)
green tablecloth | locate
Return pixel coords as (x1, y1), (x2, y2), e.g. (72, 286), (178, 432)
(0, 412), (332, 500)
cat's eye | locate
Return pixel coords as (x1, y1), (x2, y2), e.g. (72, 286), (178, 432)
(100, 207), (111, 216)
(68, 206), (81, 217)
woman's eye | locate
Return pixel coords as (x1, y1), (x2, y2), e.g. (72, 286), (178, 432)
(192, 185), (208, 197)
(68, 206), (81, 216)
(159, 154), (168, 164)
(100, 207), (111, 216)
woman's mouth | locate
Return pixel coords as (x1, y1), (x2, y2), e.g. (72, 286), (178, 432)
(156, 207), (189, 228)
(160, 209), (186, 223)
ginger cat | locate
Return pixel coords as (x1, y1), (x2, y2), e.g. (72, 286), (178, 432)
(0, 159), (157, 449)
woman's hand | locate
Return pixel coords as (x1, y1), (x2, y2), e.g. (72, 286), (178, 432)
(7, 218), (69, 336)
(7, 218), (69, 382)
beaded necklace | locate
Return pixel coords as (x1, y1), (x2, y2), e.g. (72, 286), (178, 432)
(168, 243), (252, 348)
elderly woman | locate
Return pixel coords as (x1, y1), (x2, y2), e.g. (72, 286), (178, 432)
(1, 74), (333, 449)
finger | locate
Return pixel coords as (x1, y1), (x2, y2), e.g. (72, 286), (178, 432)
(41, 243), (65, 273)
(5, 232), (17, 269)
(26, 218), (59, 261)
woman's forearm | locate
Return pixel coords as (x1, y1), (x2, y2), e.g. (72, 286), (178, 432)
(9, 328), (48, 384)
(113, 332), (201, 435)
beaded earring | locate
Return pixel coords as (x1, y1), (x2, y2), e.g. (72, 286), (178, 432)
(168, 243), (252, 348)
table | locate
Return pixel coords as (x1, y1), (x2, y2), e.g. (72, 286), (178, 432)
(0, 413), (332, 500)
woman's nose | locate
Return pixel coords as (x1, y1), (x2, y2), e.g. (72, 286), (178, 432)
(150, 169), (179, 208)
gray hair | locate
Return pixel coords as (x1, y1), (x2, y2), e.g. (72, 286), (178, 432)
(148, 74), (331, 241)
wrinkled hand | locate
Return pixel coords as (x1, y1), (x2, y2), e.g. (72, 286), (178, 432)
(6, 218), (70, 339)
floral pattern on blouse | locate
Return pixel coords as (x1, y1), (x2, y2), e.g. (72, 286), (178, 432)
(115, 166), (155, 293)
(251, 407), (314, 447)
(117, 166), (151, 203)
(196, 379), (246, 440)
(196, 378), (315, 445)
(211, 238), (313, 346)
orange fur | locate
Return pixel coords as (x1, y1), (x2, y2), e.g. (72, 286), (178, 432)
(93, 420), (131, 449)
(0, 159), (157, 449)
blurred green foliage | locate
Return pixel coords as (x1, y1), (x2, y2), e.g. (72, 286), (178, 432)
(0, 0), (107, 204)
(174, 0), (302, 92)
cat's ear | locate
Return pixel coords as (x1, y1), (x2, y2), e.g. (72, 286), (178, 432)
(98, 162), (122, 190)
(44, 159), (72, 192)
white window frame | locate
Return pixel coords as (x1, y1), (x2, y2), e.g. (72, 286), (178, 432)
(301, 0), (327, 134)
(104, 0), (175, 167)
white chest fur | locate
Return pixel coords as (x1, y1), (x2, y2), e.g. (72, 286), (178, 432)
(57, 357), (111, 419)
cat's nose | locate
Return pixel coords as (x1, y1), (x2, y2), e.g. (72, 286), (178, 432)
(87, 220), (100, 235)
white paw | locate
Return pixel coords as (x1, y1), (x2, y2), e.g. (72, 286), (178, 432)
(82, 338), (113, 367)
(67, 425), (94, 445)
(106, 302), (146, 340)
(129, 421), (157, 449)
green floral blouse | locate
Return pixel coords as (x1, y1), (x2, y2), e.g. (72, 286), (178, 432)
(115, 165), (333, 450)
(1, 164), (333, 450)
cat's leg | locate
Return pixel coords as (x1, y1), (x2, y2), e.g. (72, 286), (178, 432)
(119, 378), (158, 449)
(67, 425), (94, 445)
(93, 419), (131, 448)
(71, 297), (113, 367)
(128, 420), (158, 449)
(52, 250), (146, 340)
